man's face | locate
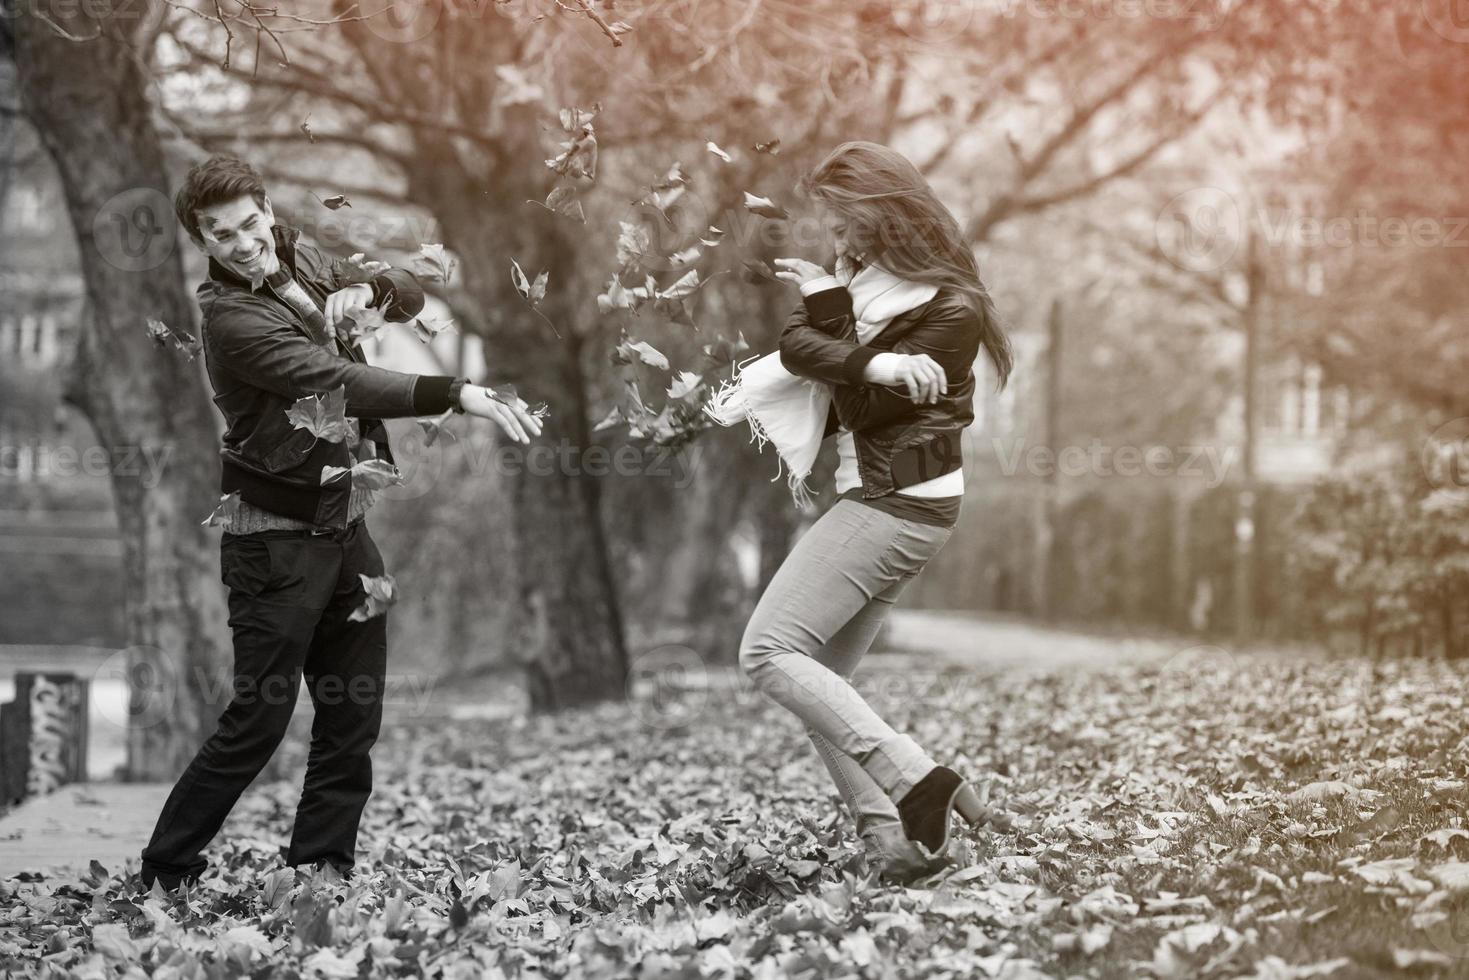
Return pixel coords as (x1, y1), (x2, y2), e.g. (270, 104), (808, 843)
(195, 195), (278, 282)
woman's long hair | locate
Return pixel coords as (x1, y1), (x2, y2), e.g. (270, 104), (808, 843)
(799, 141), (1013, 389)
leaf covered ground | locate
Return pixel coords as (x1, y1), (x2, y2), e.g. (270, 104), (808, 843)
(6, 651), (1469, 978)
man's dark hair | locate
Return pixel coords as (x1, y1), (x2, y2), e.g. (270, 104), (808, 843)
(174, 155), (269, 245)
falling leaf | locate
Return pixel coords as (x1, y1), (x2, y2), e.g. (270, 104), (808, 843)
(348, 573), (397, 622)
(320, 194), (351, 210)
(705, 140), (732, 162)
(341, 304), (391, 345)
(527, 185), (586, 222)
(593, 406), (623, 432)
(613, 339), (670, 371)
(743, 192), (789, 220)
(286, 386), (352, 444)
(414, 243), (456, 284)
(511, 260), (549, 308)
(753, 138), (781, 155)
(417, 410), (457, 447)
(321, 458), (403, 491)
(702, 332), (750, 366)
(741, 258), (777, 283)
(667, 371), (704, 400)
(412, 311), (456, 344)
(336, 252), (392, 286)
(145, 316), (202, 361)
(200, 491), (241, 527)
(299, 117), (315, 143)
(545, 112), (599, 181)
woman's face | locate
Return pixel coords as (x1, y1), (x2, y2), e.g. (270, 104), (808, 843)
(814, 201), (853, 259)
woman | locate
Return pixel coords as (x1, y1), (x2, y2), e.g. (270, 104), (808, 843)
(713, 141), (1014, 884)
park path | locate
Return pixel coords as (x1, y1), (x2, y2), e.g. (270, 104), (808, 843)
(0, 611), (1185, 880)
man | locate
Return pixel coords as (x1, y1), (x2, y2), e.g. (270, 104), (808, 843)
(140, 155), (541, 890)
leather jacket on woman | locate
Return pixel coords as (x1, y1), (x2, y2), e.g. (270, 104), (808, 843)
(778, 284), (981, 498)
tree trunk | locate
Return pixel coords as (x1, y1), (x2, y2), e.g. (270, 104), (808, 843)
(406, 154), (629, 711)
(12, 10), (230, 778)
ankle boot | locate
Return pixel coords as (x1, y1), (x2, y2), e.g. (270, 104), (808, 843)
(896, 765), (988, 855)
(861, 824), (951, 885)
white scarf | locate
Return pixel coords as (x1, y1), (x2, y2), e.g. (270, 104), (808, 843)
(705, 263), (937, 506)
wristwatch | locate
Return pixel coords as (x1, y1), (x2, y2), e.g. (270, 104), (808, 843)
(448, 377), (469, 414)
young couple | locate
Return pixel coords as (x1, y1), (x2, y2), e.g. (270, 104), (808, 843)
(140, 142), (1013, 893)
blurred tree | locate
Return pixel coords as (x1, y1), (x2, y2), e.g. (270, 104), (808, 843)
(5, 7), (231, 778)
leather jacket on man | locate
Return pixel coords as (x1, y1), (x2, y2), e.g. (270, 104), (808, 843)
(778, 284), (981, 497)
(199, 223), (462, 528)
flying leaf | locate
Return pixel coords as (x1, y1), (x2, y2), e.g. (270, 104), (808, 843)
(527, 185), (586, 222)
(351, 459), (404, 491)
(545, 113), (599, 181)
(667, 371), (704, 400)
(200, 490), (242, 528)
(412, 311), (456, 344)
(320, 194), (351, 210)
(703, 332), (750, 366)
(743, 192), (789, 220)
(753, 138), (782, 155)
(701, 225), (726, 247)
(593, 406), (623, 432)
(341, 304), (391, 345)
(705, 140), (732, 162)
(615, 221), (652, 273)
(418, 410), (457, 447)
(597, 277), (635, 315)
(145, 316), (201, 361)
(286, 386), (351, 444)
(612, 339), (670, 370)
(511, 260), (549, 308)
(741, 258), (777, 283)
(349, 573), (397, 622)
(321, 459), (402, 491)
(414, 243), (456, 284)
(299, 117), (315, 144)
(336, 253), (392, 286)
(668, 245), (703, 267)
(658, 269), (703, 301)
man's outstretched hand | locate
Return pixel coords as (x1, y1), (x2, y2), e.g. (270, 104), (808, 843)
(325, 284), (375, 329)
(458, 385), (543, 444)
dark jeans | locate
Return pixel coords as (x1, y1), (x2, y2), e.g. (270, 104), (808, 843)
(140, 520), (388, 889)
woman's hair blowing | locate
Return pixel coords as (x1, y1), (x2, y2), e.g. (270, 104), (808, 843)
(799, 141), (1013, 389)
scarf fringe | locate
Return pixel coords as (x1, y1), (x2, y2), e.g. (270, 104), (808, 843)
(704, 359), (817, 509)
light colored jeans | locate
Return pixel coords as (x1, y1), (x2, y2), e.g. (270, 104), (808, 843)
(739, 499), (954, 836)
